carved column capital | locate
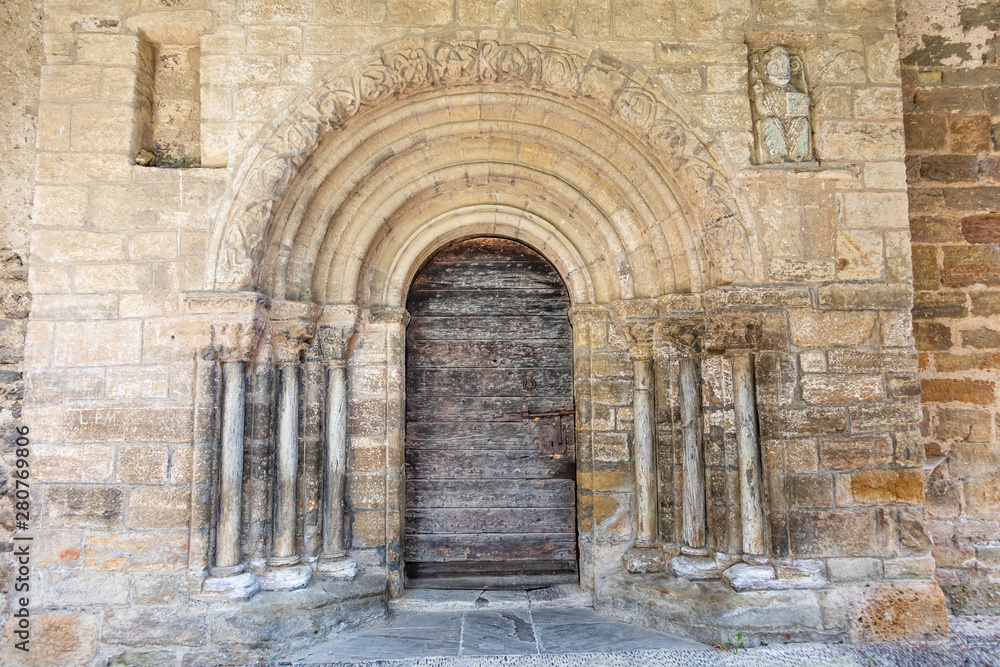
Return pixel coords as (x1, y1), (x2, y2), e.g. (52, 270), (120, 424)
(211, 314), (266, 362)
(611, 298), (659, 360)
(315, 304), (360, 365)
(269, 300), (320, 366)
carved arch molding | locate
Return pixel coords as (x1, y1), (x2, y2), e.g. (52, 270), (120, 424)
(206, 32), (763, 298)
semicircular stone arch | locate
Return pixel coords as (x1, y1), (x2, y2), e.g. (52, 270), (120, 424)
(207, 32), (763, 302)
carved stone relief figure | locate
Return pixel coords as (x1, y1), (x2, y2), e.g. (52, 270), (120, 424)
(749, 46), (814, 165)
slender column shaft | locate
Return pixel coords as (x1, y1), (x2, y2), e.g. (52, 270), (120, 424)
(321, 363), (348, 557)
(679, 357), (707, 550)
(272, 364), (300, 561)
(217, 360), (245, 570)
(733, 354), (766, 556)
(632, 357), (658, 546)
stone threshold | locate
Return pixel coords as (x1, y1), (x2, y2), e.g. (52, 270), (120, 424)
(390, 584), (593, 612)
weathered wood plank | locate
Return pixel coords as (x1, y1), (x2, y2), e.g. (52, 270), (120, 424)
(408, 315), (572, 341)
(406, 368), (572, 397)
(405, 396), (570, 420)
(404, 533), (577, 561)
(405, 479), (575, 508)
(407, 289), (569, 317)
(405, 507), (576, 534)
(406, 449), (575, 480)
(406, 421), (543, 448)
(413, 262), (568, 290)
(408, 340), (573, 369)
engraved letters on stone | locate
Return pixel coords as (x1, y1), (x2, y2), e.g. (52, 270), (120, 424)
(749, 46), (814, 165)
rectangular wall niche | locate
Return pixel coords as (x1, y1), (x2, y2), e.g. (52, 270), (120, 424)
(136, 31), (201, 168)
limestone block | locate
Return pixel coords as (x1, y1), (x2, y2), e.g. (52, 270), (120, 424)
(44, 570), (129, 606)
(622, 545), (666, 573)
(64, 404), (194, 443)
(671, 554), (725, 580)
(768, 258), (836, 283)
(819, 435), (893, 470)
(32, 444), (114, 483)
(316, 0), (368, 23)
(75, 263), (155, 293)
(32, 529), (84, 569)
(33, 185), (87, 228)
(36, 152), (133, 183)
(84, 531), (189, 571)
(384, 0), (451, 24)
(130, 573), (184, 604)
(126, 487), (191, 530)
(26, 368), (105, 403)
(788, 508), (874, 556)
(840, 580), (948, 641)
(32, 230), (125, 264)
(141, 317), (212, 363)
(117, 443), (170, 484)
(866, 33), (900, 83)
(821, 119), (905, 163)
(53, 320), (141, 367)
(202, 56), (279, 86)
(70, 103), (134, 153)
(827, 557), (882, 581)
(842, 191), (909, 230)
(850, 470), (925, 505)
(37, 103), (70, 151)
(789, 310), (877, 348)
(754, 0), (819, 25)
(39, 65), (101, 101)
(0, 612), (98, 667)
(101, 605), (206, 647)
(848, 401), (922, 432)
(801, 374), (884, 404)
(351, 509), (386, 547)
(45, 485), (123, 528)
(613, 0), (674, 38)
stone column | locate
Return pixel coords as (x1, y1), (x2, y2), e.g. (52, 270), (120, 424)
(260, 308), (317, 591)
(315, 308), (359, 579)
(619, 317), (665, 573)
(679, 357), (707, 554)
(733, 354), (766, 558)
(202, 309), (264, 600)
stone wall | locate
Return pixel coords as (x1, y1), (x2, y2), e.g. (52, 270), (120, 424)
(0, 0), (41, 633)
(897, 0), (1000, 614)
(0, 0), (959, 663)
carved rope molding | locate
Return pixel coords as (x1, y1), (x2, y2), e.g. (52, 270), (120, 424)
(211, 37), (758, 292)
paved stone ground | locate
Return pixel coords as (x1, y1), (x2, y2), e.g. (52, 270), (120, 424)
(265, 592), (1000, 667)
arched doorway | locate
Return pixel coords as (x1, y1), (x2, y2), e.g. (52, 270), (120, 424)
(403, 238), (578, 589)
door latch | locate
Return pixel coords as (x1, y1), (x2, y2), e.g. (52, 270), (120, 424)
(521, 408), (575, 455)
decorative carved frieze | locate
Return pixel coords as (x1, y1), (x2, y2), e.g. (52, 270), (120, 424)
(212, 38), (755, 291)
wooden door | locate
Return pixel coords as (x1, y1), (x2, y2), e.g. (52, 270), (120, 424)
(404, 238), (577, 589)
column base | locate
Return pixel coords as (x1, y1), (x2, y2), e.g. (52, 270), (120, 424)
(259, 563), (313, 591)
(671, 554), (726, 580)
(267, 554), (301, 568)
(201, 571), (260, 601)
(723, 559), (827, 591)
(316, 553), (359, 580)
(622, 545), (666, 573)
